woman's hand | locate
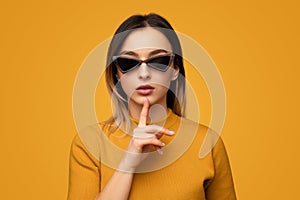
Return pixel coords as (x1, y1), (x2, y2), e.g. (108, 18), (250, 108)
(118, 98), (174, 173)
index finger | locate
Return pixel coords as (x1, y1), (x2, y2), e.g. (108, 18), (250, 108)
(138, 98), (150, 127)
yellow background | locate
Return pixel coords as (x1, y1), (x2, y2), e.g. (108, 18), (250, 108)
(1, 0), (299, 199)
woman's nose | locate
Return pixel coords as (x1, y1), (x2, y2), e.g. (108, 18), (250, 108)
(138, 63), (151, 80)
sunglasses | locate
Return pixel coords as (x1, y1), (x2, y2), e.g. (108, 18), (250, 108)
(113, 54), (174, 73)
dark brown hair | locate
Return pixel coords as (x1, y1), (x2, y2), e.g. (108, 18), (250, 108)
(104, 13), (186, 131)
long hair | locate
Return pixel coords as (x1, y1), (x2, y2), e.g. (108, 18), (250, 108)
(104, 13), (186, 133)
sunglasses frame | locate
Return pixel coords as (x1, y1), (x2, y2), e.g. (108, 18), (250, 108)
(112, 53), (175, 73)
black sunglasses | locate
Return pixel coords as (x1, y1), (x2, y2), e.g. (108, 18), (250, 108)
(113, 54), (174, 73)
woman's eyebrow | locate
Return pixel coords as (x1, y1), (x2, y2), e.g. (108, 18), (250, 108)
(119, 49), (169, 57)
(119, 50), (138, 56)
(149, 49), (169, 56)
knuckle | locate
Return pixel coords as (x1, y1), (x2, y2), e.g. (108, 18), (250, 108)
(134, 139), (142, 147)
(150, 138), (158, 144)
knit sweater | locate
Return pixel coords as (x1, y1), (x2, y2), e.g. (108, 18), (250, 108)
(67, 110), (236, 200)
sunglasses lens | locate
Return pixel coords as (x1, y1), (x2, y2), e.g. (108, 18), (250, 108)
(148, 55), (172, 71)
(114, 54), (173, 73)
(115, 57), (140, 72)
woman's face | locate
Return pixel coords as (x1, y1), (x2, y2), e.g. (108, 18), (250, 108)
(116, 27), (179, 108)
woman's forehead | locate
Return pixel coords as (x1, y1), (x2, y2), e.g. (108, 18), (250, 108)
(120, 27), (172, 52)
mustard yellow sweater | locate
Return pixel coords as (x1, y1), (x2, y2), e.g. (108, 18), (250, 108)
(67, 111), (236, 200)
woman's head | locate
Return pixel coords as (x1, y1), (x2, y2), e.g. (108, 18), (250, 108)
(105, 13), (186, 130)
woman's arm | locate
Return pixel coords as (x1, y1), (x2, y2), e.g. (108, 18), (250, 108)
(94, 170), (133, 200)
(95, 99), (173, 199)
(67, 135), (101, 200)
(204, 136), (237, 200)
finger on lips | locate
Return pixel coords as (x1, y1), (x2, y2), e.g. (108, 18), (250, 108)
(138, 98), (149, 127)
(133, 98), (175, 155)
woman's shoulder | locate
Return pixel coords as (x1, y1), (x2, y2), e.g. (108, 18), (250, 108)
(175, 115), (224, 158)
(180, 116), (209, 130)
(71, 123), (103, 162)
(171, 114), (210, 136)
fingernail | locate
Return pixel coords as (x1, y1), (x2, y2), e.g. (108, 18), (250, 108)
(169, 131), (175, 135)
(162, 143), (166, 146)
(157, 148), (164, 155)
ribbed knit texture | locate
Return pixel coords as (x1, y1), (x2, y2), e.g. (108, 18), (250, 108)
(67, 111), (236, 200)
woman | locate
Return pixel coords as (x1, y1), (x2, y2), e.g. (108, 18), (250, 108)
(68, 13), (236, 200)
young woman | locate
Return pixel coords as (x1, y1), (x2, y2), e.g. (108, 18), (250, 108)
(68, 13), (236, 200)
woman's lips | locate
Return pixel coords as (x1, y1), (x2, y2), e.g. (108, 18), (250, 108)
(136, 85), (154, 95)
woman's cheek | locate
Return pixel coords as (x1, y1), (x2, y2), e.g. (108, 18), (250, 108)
(120, 76), (136, 97)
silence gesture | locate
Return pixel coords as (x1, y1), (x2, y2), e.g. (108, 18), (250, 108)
(118, 98), (174, 173)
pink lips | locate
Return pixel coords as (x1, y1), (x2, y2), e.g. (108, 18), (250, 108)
(136, 84), (154, 95)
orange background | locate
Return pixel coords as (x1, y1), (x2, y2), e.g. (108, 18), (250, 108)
(1, 0), (299, 199)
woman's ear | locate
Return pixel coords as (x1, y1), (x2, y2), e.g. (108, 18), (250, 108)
(171, 66), (180, 81)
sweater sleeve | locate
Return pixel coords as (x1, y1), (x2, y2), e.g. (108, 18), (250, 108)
(67, 134), (101, 200)
(205, 136), (237, 200)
